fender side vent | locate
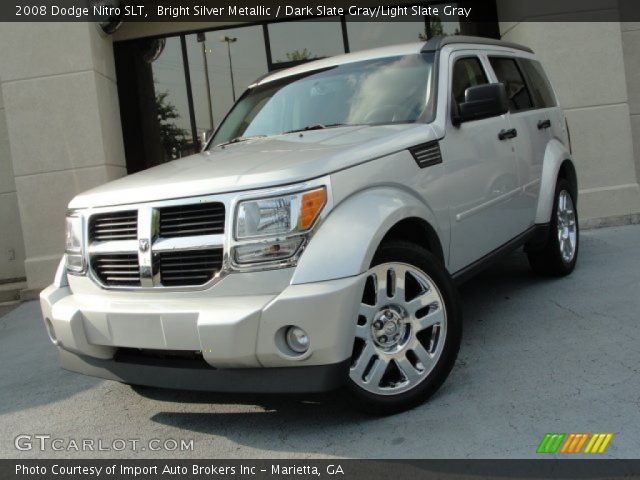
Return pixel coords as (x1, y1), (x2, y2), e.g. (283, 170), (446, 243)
(410, 141), (442, 168)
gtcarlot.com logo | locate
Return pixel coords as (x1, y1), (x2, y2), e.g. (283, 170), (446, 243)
(537, 433), (613, 454)
(14, 434), (194, 452)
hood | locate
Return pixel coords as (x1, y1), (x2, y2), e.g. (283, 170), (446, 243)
(69, 123), (438, 209)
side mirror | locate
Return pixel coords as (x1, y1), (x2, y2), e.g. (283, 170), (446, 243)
(454, 83), (508, 125)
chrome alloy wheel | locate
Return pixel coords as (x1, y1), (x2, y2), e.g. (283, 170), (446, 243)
(350, 262), (447, 396)
(557, 190), (577, 263)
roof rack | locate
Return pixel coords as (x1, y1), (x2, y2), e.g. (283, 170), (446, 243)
(421, 35), (534, 54)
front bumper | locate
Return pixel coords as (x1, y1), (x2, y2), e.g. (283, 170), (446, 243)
(40, 268), (365, 393)
(58, 348), (351, 393)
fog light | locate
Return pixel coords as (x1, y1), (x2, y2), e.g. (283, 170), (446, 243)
(285, 326), (309, 353)
(44, 318), (59, 346)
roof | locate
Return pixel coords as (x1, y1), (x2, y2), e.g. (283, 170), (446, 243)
(421, 35), (534, 54)
(252, 35), (533, 87)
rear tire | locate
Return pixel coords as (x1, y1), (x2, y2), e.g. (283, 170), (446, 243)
(528, 178), (579, 276)
(346, 241), (462, 415)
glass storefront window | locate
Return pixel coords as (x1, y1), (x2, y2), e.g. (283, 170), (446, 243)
(115, 13), (472, 173)
(429, 3), (461, 36)
(267, 20), (345, 65)
(346, 20), (427, 52)
(186, 26), (268, 145)
(149, 37), (196, 162)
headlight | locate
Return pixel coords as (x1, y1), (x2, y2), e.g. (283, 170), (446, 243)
(235, 187), (326, 239)
(64, 213), (85, 273)
(233, 187), (327, 265)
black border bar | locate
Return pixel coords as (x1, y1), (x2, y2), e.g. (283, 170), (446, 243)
(5, 0), (640, 22)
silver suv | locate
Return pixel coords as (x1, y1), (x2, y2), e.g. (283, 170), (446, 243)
(40, 36), (578, 414)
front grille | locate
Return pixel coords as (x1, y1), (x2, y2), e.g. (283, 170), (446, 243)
(92, 254), (140, 287)
(89, 210), (137, 242)
(87, 199), (227, 289)
(159, 202), (225, 238)
(158, 249), (223, 286)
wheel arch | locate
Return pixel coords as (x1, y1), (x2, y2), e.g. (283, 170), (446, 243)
(557, 159), (578, 203)
(291, 187), (445, 285)
(535, 139), (577, 224)
(379, 217), (445, 266)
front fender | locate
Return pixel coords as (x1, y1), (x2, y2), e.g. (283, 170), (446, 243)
(535, 139), (574, 224)
(291, 187), (440, 285)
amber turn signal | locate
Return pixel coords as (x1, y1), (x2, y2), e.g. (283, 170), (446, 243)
(298, 188), (326, 230)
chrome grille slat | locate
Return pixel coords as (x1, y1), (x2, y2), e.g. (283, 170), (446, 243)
(159, 248), (223, 287)
(161, 213), (225, 222)
(89, 211), (137, 242)
(92, 254), (140, 287)
(158, 203), (225, 238)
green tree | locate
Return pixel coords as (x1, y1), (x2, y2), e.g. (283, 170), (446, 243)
(284, 48), (315, 62)
(155, 91), (189, 161)
(419, 18), (459, 41)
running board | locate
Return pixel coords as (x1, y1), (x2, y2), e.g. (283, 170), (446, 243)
(452, 224), (549, 285)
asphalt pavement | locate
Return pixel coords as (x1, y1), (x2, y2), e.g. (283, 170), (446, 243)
(1, 225), (639, 459)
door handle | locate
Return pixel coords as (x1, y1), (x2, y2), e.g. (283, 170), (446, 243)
(537, 119), (551, 130)
(498, 128), (518, 140)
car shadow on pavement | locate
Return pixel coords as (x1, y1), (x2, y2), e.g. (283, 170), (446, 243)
(146, 387), (378, 433)
(147, 249), (573, 440)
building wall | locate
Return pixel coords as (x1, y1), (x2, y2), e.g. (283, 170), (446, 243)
(0, 22), (127, 290)
(1, 17), (640, 290)
(622, 22), (640, 199)
(0, 82), (26, 282)
(498, 17), (640, 223)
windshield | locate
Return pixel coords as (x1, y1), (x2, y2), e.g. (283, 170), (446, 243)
(209, 53), (435, 146)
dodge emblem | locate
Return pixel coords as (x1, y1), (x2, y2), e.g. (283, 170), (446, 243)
(139, 239), (149, 252)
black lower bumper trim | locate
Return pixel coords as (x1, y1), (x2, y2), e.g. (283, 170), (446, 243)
(58, 348), (350, 394)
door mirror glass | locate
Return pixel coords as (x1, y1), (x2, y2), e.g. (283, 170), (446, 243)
(456, 83), (508, 124)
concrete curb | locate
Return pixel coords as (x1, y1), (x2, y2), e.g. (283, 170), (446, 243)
(581, 213), (640, 230)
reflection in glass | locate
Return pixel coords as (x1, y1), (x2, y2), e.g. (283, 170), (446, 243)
(149, 37), (195, 162)
(428, 4), (461, 36)
(268, 20), (345, 65)
(347, 20), (427, 51)
(210, 54), (434, 146)
(186, 26), (268, 146)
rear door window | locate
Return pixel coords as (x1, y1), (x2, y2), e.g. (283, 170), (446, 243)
(519, 59), (557, 108)
(488, 57), (533, 112)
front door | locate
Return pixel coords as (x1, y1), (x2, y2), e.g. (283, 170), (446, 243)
(441, 52), (522, 273)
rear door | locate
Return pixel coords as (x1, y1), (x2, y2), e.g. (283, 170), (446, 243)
(487, 55), (549, 230)
(441, 52), (522, 273)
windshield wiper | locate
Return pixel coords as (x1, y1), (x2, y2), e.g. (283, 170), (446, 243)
(283, 123), (350, 135)
(218, 134), (266, 147)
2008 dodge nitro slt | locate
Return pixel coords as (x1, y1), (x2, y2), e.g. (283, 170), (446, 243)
(41, 36), (578, 414)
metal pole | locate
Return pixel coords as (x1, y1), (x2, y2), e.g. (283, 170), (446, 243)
(200, 41), (214, 131)
(222, 36), (237, 102)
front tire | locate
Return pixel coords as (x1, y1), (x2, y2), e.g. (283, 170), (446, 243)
(346, 241), (462, 415)
(528, 178), (579, 276)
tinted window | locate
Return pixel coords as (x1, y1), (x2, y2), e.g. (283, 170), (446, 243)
(451, 57), (488, 106)
(489, 57), (533, 111)
(519, 59), (556, 108)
